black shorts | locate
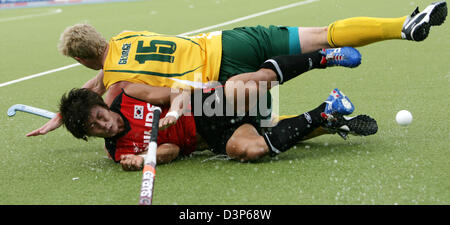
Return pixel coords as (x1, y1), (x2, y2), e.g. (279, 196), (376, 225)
(191, 88), (266, 155)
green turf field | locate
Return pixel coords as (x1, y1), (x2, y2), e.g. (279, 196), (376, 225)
(0, 0), (449, 205)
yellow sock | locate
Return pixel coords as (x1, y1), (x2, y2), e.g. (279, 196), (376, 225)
(327, 16), (407, 47)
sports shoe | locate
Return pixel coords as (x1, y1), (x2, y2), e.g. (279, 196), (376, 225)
(322, 113), (378, 140)
(402, 1), (448, 41)
(320, 47), (361, 68)
(324, 88), (355, 115)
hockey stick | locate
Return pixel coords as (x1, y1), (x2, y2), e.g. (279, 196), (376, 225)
(139, 107), (162, 205)
(7, 104), (56, 119)
(8, 104), (162, 204)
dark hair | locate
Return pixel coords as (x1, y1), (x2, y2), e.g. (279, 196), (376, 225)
(59, 88), (108, 141)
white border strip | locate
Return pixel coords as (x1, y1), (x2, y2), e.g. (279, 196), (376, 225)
(0, 0), (319, 88)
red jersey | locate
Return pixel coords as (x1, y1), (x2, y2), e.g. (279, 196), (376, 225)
(104, 91), (197, 162)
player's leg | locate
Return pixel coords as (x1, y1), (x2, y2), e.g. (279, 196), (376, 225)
(298, 1), (447, 51)
(272, 115), (336, 140)
(297, 27), (330, 53)
(263, 88), (377, 156)
(225, 123), (269, 162)
(224, 46), (361, 109)
(225, 117), (366, 161)
(262, 102), (331, 155)
(273, 114), (332, 140)
(221, 26), (361, 108)
(226, 88), (378, 161)
(301, 127), (330, 141)
(225, 99), (336, 161)
(326, 16), (407, 48)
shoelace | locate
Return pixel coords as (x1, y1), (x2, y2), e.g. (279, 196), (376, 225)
(327, 54), (343, 62)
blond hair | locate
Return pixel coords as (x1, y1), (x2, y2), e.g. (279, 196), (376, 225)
(58, 23), (107, 59)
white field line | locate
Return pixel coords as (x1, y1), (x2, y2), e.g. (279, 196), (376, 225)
(0, 8), (62, 23)
(179, 0), (319, 36)
(0, 63), (80, 88)
(0, 0), (319, 88)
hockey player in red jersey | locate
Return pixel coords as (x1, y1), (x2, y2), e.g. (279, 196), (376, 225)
(59, 85), (378, 171)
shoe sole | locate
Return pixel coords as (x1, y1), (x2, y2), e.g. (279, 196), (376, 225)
(429, 1), (447, 26)
(339, 115), (378, 136)
(409, 1), (447, 41)
(411, 22), (430, 42)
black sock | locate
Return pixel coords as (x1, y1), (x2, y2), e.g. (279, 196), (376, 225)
(263, 103), (326, 155)
(260, 50), (325, 84)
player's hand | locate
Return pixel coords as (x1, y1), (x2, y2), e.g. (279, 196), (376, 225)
(26, 115), (63, 137)
(120, 154), (144, 171)
(159, 115), (178, 130)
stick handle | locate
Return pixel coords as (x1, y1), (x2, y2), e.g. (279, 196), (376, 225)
(139, 107), (162, 205)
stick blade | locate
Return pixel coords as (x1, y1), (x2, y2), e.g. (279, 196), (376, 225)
(7, 104), (19, 117)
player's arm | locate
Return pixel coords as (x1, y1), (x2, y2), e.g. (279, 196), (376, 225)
(122, 83), (172, 106)
(159, 89), (191, 130)
(120, 143), (180, 171)
(82, 70), (106, 96)
(26, 113), (63, 137)
(104, 81), (131, 106)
